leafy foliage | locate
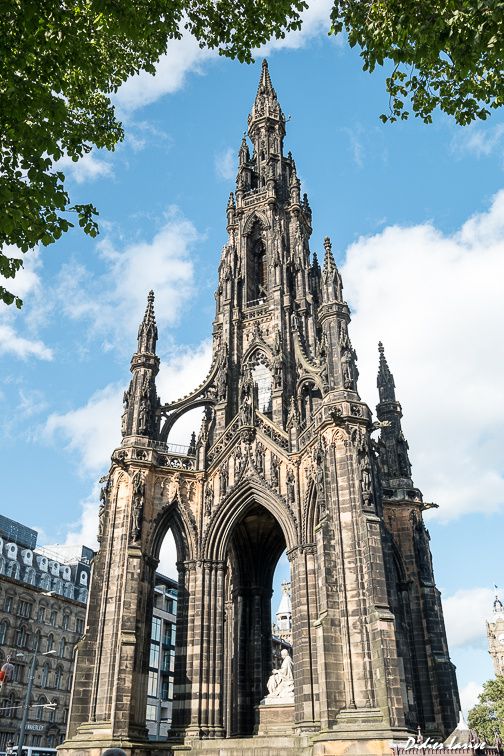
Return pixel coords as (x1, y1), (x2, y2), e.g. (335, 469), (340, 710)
(330, 0), (504, 125)
(0, 0), (307, 306)
(468, 675), (504, 743)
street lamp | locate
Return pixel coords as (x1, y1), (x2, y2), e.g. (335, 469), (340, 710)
(17, 642), (56, 755)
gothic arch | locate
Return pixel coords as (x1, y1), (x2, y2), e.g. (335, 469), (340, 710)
(242, 343), (273, 367)
(147, 499), (195, 565)
(158, 398), (214, 443)
(242, 211), (270, 235)
(203, 477), (298, 562)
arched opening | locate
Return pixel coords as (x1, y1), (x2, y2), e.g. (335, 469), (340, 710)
(145, 516), (186, 742)
(246, 221), (267, 303)
(271, 552), (292, 670)
(223, 502), (287, 737)
(299, 381), (322, 425)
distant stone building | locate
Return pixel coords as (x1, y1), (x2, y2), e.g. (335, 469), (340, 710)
(146, 574), (177, 740)
(487, 591), (504, 676)
(272, 581), (292, 670)
(0, 516), (91, 750)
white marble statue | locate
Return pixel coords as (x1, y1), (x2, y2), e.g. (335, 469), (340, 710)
(264, 648), (294, 704)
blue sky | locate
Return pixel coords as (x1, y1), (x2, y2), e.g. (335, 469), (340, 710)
(1, 1), (504, 716)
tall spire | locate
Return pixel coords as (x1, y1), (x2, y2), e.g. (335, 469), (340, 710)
(247, 59), (285, 158)
(137, 290), (158, 354)
(321, 237), (343, 302)
(376, 343), (413, 485)
(121, 290), (160, 439)
(377, 341), (396, 403)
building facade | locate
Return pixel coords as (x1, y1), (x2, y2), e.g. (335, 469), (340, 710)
(487, 593), (504, 676)
(0, 517), (91, 750)
(146, 574), (178, 740)
(61, 61), (459, 756)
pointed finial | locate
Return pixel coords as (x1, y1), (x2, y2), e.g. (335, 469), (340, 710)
(377, 342), (396, 402)
(323, 237), (336, 270)
(227, 192), (235, 209)
(137, 289), (158, 354)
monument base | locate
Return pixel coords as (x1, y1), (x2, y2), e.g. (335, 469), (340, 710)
(254, 702), (294, 736)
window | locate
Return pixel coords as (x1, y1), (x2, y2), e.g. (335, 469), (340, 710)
(31, 735), (41, 746)
(50, 610), (57, 626)
(13, 663), (24, 683)
(76, 618), (84, 635)
(163, 622), (176, 647)
(46, 634), (54, 652)
(41, 664), (50, 688)
(62, 614), (69, 630)
(147, 670), (158, 697)
(17, 601), (32, 619)
(161, 679), (173, 700)
(151, 617), (161, 642)
(4, 596), (13, 613)
(37, 607), (46, 623)
(48, 700), (57, 723)
(149, 643), (159, 669)
(146, 704), (157, 721)
(36, 696), (47, 722)
(6, 562), (20, 580)
(0, 621), (7, 644)
(54, 668), (62, 690)
(15, 625), (28, 648)
(58, 637), (66, 658)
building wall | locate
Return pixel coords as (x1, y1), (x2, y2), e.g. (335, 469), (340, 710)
(0, 522), (90, 750)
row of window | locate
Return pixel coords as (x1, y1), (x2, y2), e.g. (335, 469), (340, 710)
(151, 617), (176, 647)
(0, 694), (67, 723)
(0, 623), (73, 657)
(2, 596), (85, 633)
(147, 670), (174, 700)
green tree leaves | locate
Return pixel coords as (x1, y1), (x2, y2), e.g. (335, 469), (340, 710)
(468, 676), (504, 743)
(330, 1), (504, 125)
(0, 0), (307, 306)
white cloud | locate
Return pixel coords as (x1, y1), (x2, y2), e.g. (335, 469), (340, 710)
(0, 324), (53, 361)
(342, 189), (504, 521)
(115, 35), (214, 113)
(114, 3), (334, 114)
(42, 340), (212, 478)
(442, 588), (495, 648)
(59, 486), (100, 551)
(452, 123), (504, 162)
(459, 681), (483, 717)
(54, 207), (199, 349)
(57, 151), (114, 184)
(257, 0), (334, 54)
(215, 147), (236, 181)
(0, 247), (54, 360)
(43, 382), (123, 476)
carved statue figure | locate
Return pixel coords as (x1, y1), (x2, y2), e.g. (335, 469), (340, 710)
(255, 442), (265, 474)
(97, 483), (108, 543)
(286, 469), (296, 504)
(138, 392), (150, 435)
(234, 447), (244, 477)
(130, 472), (145, 543)
(219, 464), (228, 496)
(204, 482), (213, 517)
(270, 455), (280, 489)
(265, 649), (294, 702)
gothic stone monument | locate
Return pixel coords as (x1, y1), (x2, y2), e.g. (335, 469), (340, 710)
(60, 61), (459, 756)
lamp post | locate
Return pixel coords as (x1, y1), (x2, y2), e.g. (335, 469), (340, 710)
(17, 642), (56, 754)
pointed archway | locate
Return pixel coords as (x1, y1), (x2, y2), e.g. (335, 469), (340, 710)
(223, 502), (287, 736)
